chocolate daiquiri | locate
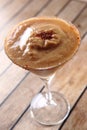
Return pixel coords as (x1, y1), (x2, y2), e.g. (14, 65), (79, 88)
(4, 17), (80, 73)
(4, 17), (80, 125)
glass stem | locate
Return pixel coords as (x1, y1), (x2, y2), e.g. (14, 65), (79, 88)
(41, 78), (52, 103)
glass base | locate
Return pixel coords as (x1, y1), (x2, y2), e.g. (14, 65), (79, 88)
(30, 91), (70, 126)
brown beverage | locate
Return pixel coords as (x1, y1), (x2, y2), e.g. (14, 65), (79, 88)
(4, 17), (80, 77)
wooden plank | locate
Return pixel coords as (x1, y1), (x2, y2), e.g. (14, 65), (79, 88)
(0, 0), (13, 11)
(0, 0), (30, 28)
(38, 0), (69, 16)
(61, 89), (87, 130)
(12, 36), (87, 129)
(0, 50), (11, 75)
(0, 0), (12, 9)
(0, 73), (43, 130)
(0, 64), (28, 104)
(58, 0), (85, 22)
(74, 6), (87, 37)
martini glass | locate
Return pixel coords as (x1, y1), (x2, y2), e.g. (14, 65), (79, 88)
(29, 62), (70, 126)
(4, 17), (80, 126)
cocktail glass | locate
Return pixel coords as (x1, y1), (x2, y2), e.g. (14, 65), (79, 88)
(29, 62), (70, 126)
(4, 17), (80, 126)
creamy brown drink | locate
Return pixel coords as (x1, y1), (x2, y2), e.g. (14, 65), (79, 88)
(4, 17), (80, 77)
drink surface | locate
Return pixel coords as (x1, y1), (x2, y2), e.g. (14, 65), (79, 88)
(4, 17), (80, 70)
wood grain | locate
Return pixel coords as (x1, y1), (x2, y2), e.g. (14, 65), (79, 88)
(62, 89), (87, 130)
(12, 35), (87, 130)
(0, 64), (28, 104)
(0, 0), (12, 9)
(0, 50), (11, 75)
(0, 73), (43, 130)
(38, 0), (69, 16)
(0, 0), (29, 28)
(58, 0), (85, 21)
(74, 6), (87, 37)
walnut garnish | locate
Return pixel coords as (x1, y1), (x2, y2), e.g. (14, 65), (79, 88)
(27, 29), (62, 50)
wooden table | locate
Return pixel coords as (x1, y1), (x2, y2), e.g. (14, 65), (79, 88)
(0, 0), (87, 130)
